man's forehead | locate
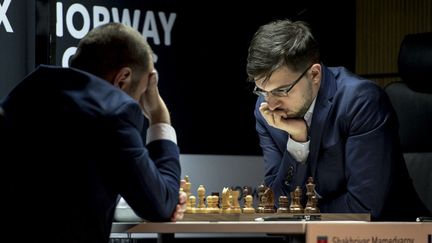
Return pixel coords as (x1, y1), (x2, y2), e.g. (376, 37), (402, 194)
(255, 66), (296, 89)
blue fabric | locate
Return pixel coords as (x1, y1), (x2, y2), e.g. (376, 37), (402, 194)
(255, 65), (428, 221)
(1, 65), (181, 242)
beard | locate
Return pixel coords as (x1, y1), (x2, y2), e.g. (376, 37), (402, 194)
(285, 80), (314, 119)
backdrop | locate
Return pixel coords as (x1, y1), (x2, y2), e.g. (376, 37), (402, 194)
(0, 0), (355, 155)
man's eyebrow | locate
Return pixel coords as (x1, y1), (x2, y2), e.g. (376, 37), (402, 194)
(274, 83), (292, 90)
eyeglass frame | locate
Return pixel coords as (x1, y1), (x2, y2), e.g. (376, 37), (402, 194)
(253, 64), (313, 98)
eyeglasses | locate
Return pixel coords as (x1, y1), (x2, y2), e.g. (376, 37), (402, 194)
(253, 64), (313, 98)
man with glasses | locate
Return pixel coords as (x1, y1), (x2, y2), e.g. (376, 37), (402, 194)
(246, 19), (429, 221)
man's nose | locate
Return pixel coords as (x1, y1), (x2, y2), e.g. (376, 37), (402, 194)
(266, 96), (281, 110)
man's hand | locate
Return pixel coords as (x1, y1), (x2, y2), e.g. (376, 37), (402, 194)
(259, 102), (308, 142)
(171, 179), (187, 222)
(140, 70), (171, 125)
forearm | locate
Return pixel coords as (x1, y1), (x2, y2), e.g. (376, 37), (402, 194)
(143, 140), (181, 219)
(113, 104), (181, 221)
(121, 140), (180, 221)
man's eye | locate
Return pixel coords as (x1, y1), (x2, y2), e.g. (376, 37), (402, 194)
(274, 89), (287, 95)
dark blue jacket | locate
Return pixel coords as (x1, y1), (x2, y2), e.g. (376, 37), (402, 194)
(1, 65), (181, 242)
(256, 65), (428, 221)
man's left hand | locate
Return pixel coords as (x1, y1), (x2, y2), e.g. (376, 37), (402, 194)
(171, 179), (187, 221)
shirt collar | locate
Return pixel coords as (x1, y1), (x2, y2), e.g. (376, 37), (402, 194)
(303, 97), (316, 127)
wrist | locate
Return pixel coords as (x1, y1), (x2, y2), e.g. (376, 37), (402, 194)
(290, 119), (309, 142)
(147, 104), (171, 125)
(149, 113), (171, 125)
(291, 134), (309, 143)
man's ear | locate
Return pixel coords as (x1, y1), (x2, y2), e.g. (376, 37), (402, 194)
(113, 67), (133, 90)
(311, 63), (321, 84)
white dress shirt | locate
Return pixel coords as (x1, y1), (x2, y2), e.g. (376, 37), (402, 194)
(146, 123), (177, 144)
(287, 98), (316, 163)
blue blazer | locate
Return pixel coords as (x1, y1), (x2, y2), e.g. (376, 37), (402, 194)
(1, 65), (181, 242)
(255, 65), (428, 221)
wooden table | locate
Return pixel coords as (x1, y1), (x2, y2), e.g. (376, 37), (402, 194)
(112, 213), (368, 242)
(111, 214), (432, 243)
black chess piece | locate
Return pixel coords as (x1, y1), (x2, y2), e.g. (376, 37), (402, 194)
(263, 187), (276, 213)
(304, 177), (320, 213)
(256, 184), (266, 213)
(289, 186), (304, 213)
(277, 196), (289, 213)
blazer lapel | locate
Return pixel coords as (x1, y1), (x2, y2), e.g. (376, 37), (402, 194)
(309, 66), (336, 178)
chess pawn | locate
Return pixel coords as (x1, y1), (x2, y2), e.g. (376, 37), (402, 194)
(186, 195), (196, 214)
(206, 195), (214, 213)
(242, 186), (252, 207)
(310, 195), (320, 213)
(277, 196), (289, 213)
(243, 186), (252, 196)
(196, 184), (206, 213)
(242, 195), (256, 213)
(208, 195), (219, 213)
(211, 192), (220, 208)
(212, 195), (221, 213)
(289, 186), (304, 213)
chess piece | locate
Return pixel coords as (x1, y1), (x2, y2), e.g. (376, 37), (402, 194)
(184, 175), (192, 209)
(221, 187), (231, 213)
(228, 190), (242, 213)
(289, 191), (296, 212)
(212, 195), (221, 213)
(184, 175), (192, 198)
(277, 196), (289, 213)
(289, 186), (304, 213)
(243, 186), (252, 196)
(242, 186), (252, 207)
(186, 195), (196, 213)
(256, 184), (266, 213)
(211, 192), (220, 208)
(206, 195), (216, 213)
(310, 195), (320, 213)
(242, 195), (256, 213)
(196, 184), (206, 213)
(304, 177), (320, 213)
(262, 187), (276, 213)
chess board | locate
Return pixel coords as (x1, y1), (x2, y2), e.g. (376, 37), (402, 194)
(181, 176), (371, 223)
(181, 213), (371, 222)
